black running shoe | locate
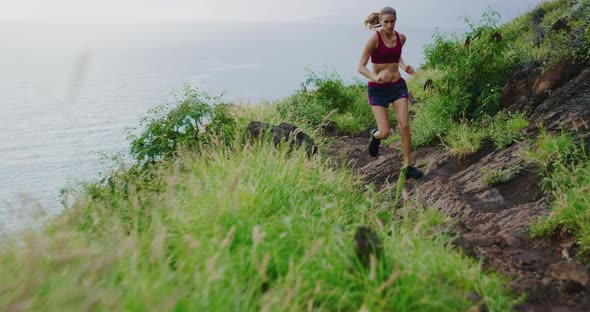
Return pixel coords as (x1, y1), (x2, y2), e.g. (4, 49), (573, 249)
(368, 128), (381, 157)
(404, 165), (423, 179)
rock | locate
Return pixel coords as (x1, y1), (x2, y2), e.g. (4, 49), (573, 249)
(494, 233), (520, 247)
(354, 226), (383, 267)
(502, 43), (588, 112)
(467, 292), (482, 302)
(546, 261), (590, 292)
(321, 120), (337, 135)
(453, 233), (495, 255)
(245, 121), (317, 155)
(532, 57), (587, 95)
(477, 189), (505, 205)
(509, 276), (543, 296)
(501, 66), (542, 108)
(551, 18), (570, 33)
(529, 67), (590, 131)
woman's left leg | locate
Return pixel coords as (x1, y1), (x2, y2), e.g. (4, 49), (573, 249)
(392, 97), (411, 167)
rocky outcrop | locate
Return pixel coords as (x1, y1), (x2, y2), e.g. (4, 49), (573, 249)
(246, 121), (317, 155)
(500, 65), (543, 109)
(510, 65), (590, 135)
(501, 58), (588, 109)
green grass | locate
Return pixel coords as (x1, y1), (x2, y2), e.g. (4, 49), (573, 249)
(408, 99), (453, 148)
(442, 122), (486, 158)
(406, 0), (588, 150)
(437, 111), (529, 158)
(530, 164), (590, 259)
(487, 112), (529, 150)
(481, 167), (521, 186)
(0, 137), (517, 311)
(524, 130), (590, 260)
(502, 0), (590, 67)
(522, 129), (578, 177)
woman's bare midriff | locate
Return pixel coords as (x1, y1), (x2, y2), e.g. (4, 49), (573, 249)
(372, 63), (401, 83)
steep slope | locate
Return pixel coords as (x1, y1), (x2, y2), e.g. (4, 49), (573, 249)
(328, 64), (590, 311)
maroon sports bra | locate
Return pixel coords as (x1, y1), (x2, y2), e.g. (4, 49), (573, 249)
(370, 30), (401, 64)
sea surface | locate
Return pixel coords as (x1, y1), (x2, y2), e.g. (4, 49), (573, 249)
(0, 6), (537, 233)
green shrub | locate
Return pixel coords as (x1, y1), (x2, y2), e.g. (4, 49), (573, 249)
(276, 71), (373, 134)
(411, 0), (589, 149)
(409, 10), (523, 148)
(422, 10), (514, 120)
(128, 85), (236, 164)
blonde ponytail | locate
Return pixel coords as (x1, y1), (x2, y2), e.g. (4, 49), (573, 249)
(364, 13), (380, 30)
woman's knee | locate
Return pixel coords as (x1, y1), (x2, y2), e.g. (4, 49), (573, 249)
(398, 122), (410, 133)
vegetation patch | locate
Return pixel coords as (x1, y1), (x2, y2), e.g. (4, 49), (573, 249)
(525, 129), (590, 260)
(481, 167), (521, 186)
(276, 70), (373, 135)
(0, 138), (517, 311)
(407, 0), (588, 149)
(442, 122), (486, 158)
(486, 112), (529, 150)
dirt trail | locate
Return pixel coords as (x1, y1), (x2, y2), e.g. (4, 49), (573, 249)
(327, 67), (590, 311)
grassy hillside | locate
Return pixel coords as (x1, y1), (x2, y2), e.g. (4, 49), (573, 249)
(0, 101), (515, 310)
(3, 0), (590, 310)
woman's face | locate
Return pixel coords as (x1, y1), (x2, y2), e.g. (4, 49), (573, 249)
(380, 13), (396, 34)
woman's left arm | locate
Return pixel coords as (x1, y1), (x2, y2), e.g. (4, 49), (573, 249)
(399, 33), (415, 75)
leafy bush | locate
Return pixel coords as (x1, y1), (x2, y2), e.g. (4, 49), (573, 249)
(128, 85), (236, 164)
(422, 10), (514, 120)
(407, 10), (519, 148)
(276, 70), (373, 134)
(409, 1), (589, 149)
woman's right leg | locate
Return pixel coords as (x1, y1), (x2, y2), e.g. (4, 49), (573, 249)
(370, 105), (390, 140)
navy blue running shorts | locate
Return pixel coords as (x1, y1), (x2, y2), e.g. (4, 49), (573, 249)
(367, 79), (409, 108)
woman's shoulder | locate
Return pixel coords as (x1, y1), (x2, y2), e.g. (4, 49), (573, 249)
(397, 31), (407, 44)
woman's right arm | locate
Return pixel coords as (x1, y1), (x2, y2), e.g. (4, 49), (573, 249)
(357, 33), (379, 82)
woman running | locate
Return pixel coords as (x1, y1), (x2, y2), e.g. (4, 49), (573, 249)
(357, 6), (423, 179)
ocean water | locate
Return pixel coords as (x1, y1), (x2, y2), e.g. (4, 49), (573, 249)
(0, 17), (509, 232)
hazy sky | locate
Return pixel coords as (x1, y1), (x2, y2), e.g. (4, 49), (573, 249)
(1, 0), (546, 25)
